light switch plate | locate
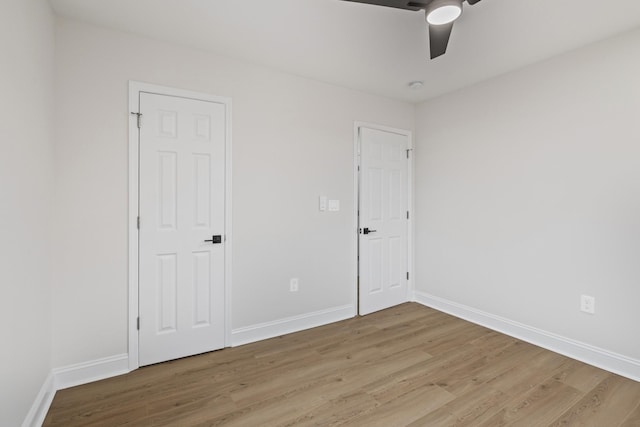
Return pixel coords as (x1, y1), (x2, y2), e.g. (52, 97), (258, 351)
(328, 199), (340, 212)
(319, 196), (327, 212)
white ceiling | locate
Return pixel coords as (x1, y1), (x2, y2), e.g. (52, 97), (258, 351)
(49, 0), (640, 103)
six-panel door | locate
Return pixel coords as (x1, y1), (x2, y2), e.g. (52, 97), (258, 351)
(359, 126), (409, 315)
(138, 92), (226, 366)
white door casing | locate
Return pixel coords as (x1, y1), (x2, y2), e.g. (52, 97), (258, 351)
(358, 125), (411, 315)
(129, 82), (232, 369)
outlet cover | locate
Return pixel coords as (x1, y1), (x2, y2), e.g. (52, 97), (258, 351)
(580, 295), (595, 314)
(290, 278), (299, 292)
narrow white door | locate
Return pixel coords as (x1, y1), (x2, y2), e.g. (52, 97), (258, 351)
(359, 126), (409, 315)
(138, 92), (226, 366)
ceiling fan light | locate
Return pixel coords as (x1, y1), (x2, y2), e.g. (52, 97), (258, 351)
(426, 0), (462, 25)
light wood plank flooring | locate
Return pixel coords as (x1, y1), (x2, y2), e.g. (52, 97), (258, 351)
(43, 303), (640, 426)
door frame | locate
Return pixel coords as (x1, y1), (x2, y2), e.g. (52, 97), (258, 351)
(353, 122), (414, 315)
(127, 81), (233, 371)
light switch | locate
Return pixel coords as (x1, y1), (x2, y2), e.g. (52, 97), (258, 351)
(319, 196), (327, 212)
(328, 199), (340, 212)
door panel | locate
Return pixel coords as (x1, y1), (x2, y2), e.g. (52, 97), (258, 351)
(139, 92), (226, 366)
(359, 126), (409, 315)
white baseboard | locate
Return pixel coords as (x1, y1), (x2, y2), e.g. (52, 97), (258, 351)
(413, 291), (640, 382)
(23, 354), (130, 427)
(22, 373), (55, 427)
(53, 353), (130, 390)
(23, 304), (356, 426)
(231, 304), (356, 347)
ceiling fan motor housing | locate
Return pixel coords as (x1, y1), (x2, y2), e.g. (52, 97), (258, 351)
(341, 0), (482, 59)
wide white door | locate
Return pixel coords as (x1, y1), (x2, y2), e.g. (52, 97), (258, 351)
(138, 92), (226, 366)
(359, 126), (409, 315)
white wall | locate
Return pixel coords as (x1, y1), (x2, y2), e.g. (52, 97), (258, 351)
(0, 1), (55, 425)
(52, 18), (414, 367)
(415, 28), (640, 360)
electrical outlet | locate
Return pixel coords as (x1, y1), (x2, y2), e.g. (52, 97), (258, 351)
(290, 278), (299, 292)
(580, 295), (595, 314)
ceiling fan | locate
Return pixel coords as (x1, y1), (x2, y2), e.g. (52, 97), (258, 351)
(341, 0), (483, 59)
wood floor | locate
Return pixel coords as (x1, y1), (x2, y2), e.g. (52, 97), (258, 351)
(44, 303), (640, 426)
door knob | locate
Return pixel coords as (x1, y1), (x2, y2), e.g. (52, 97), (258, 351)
(204, 235), (222, 244)
(362, 228), (377, 235)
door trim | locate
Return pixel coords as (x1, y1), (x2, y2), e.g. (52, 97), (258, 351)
(353, 122), (414, 315)
(128, 81), (233, 371)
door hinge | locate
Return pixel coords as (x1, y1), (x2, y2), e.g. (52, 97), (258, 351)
(136, 317), (140, 330)
(406, 211), (410, 220)
(406, 272), (409, 280)
(406, 148), (413, 159)
(137, 216), (140, 229)
(131, 112), (143, 129)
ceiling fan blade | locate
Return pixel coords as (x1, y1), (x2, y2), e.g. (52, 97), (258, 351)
(340, 0), (431, 12)
(466, 0), (482, 5)
(429, 22), (454, 59)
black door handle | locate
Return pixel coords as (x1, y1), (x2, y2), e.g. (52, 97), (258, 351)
(362, 228), (377, 235)
(204, 235), (222, 244)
